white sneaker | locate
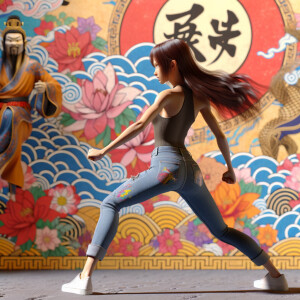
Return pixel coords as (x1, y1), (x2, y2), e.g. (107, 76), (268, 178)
(61, 273), (93, 295)
(254, 273), (288, 291)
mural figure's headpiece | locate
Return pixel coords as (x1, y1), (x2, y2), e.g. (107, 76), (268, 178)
(2, 15), (26, 40)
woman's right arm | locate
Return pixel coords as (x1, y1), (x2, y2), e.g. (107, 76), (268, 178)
(88, 89), (172, 161)
(199, 104), (236, 184)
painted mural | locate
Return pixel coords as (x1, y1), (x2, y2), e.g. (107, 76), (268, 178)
(0, 0), (300, 270)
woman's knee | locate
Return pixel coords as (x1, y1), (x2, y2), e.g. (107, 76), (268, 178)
(209, 225), (229, 240)
(101, 194), (119, 211)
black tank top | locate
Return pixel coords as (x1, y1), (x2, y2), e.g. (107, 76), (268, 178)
(152, 87), (195, 147)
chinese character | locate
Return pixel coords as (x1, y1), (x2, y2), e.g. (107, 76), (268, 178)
(164, 4), (206, 62)
(208, 10), (241, 64)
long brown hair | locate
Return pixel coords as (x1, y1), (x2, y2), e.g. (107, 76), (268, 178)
(150, 39), (260, 119)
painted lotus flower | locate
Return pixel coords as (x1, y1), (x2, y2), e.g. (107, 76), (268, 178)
(233, 168), (256, 184)
(0, 189), (60, 246)
(35, 226), (61, 252)
(197, 156), (227, 191)
(257, 224), (278, 247)
(119, 236), (141, 256)
(47, 184), (81, 216)
(77, 16), (101, 40)
(34, 20), (54, 36)
(211, 182), (260, 228)
(157, 229), (182, 255)
(0, 0), (13, 12)
(63, 63), (141, 141)
(284, 163), (300, 192)
(110, 107), (154, 176)
(46, 27), (97, 72)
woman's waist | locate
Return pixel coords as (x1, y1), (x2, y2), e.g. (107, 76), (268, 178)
(151, 146), (194, 161)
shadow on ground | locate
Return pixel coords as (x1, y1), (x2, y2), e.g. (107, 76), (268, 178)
(92, 287), (300, 296)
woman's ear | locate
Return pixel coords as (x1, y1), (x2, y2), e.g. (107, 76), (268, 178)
(171, 59), (177, 69)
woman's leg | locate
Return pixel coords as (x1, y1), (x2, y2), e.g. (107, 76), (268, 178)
(81, 156), (184, 279)
(176, 160), (288, 291)
(179, 183), (288, 289)
(179, 182), (270, 267)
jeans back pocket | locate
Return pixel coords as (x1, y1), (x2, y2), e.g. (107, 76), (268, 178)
(157, 161), (180, 185)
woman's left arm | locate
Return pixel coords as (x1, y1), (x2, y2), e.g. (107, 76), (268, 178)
(88, 90), (172, 161)
(199, 105), (236, 184)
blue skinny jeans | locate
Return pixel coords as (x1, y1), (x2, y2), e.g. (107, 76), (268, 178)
(87, 146), (269, 266)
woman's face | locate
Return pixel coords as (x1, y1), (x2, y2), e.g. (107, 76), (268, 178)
(153, 59), (168, 84)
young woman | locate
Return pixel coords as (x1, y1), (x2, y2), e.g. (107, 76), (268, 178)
(62, 39), (288, 295)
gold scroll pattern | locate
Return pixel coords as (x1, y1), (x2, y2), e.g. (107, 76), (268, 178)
(1, 205), (300, 270)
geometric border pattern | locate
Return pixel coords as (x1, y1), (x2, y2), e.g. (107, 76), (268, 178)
(1, 257), (300, 270)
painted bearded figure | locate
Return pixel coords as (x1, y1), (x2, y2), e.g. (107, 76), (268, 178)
(0, 16), (62, 200)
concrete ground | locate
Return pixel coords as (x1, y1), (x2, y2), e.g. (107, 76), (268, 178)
(0, 270), (300, 300)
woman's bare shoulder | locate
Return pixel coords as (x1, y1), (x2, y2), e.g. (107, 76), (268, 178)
(159, 85), (184, 99)
(193, 94), (210, 113)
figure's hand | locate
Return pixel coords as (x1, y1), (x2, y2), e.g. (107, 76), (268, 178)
(222, 169), (236, 184)
(87, 148), (105, 161)
(34, 80), (46, 94)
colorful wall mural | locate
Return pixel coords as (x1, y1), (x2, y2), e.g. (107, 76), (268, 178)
(0, 0), (300, 270)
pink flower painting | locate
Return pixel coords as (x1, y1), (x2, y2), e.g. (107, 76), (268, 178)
(234, 168), (256, 184)
(157, 229), (182, 255)
(0, 0), (13, 12)
(34, 20), (55, 36)
(110, 107), (154, 176)
(119, 236), (142, 256)
(21, 162), (37, 190)
(47, 184), (81, 215)
(284, 163), (300, 192)
(46, 27), (97, 72)
(35, 227), (61, 252)
(277, 158), (294, 172)
(63, 63), (141, 141)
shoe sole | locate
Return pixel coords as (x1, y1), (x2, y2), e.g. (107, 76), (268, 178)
(254, 281), (288, 291)
(61, 286), (93, 295)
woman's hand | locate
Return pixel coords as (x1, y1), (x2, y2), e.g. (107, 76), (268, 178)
(222, 169), (236, 184)
(87, 148), (105, 161)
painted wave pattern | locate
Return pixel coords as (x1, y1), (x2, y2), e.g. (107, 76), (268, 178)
(5, 0), (63, 19)
(22, 114), (125, 198)
(20, 113), (145, 216)
(207, 151), (300, 240)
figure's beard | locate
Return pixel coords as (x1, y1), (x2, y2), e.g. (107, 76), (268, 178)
(7, 46), (22, 56)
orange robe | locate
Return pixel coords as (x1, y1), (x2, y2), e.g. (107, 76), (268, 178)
(0, 55), (62, 188)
